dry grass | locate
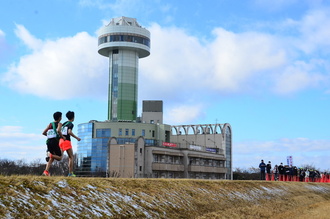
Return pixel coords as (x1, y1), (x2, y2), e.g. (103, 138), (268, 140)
(1, 176), (330, 218)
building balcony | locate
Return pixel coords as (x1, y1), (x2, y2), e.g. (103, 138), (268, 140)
(188, 165), (227, 173)
(152, 162), (184, 172)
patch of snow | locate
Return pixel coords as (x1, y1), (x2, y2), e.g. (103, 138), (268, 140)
(86, 184), (97, 189)
(304, 184), (330, 193)
(57, 180), (68, 188)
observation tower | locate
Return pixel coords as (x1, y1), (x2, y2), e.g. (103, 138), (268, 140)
(98, 16), (150, 121)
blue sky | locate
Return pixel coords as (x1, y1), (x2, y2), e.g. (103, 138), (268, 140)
(1, 0), (330, 170)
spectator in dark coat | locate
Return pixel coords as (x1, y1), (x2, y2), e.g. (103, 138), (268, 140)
(278, 162), (285, 181)
(259, 160), (266, 180)
(266, 161), (272, 180)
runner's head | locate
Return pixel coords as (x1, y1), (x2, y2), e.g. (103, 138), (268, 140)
(66, 111), (75, 121)
(53, 111), (62, 121)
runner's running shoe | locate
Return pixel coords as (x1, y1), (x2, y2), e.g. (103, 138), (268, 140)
(68, 173), (76, 177)
(42, 170), (50, 176)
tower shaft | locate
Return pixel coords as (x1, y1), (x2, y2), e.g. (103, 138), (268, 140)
(98, 16), (150, 121)
(108, 50), (139, 121)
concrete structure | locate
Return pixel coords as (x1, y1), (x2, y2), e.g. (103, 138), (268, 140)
(141, 100), (163, 124)
(98, 16), (150, 121)
(76, 17), (233, 179)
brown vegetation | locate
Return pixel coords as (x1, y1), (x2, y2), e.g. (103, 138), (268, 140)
(1, 176), (330, 218)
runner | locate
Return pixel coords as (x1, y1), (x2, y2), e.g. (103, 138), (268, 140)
(42, 111), (65, 176)
(59, 111), (81, 177)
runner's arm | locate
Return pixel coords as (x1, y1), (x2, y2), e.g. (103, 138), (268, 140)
(57, 123), (66, 140)
(68, 129), (81, 141)
(42, 124), (49, 136)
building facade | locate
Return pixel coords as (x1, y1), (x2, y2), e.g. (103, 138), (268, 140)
(76, 120), (232, 179)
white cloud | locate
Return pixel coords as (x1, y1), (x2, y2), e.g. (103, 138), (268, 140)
(0, 126), (43, 142)
(0, 29), (4, 37)
(2, 25), (108, 100)
(0, 126), (45, 162)
(298, 8), (330, 53)
(14, 24), (43, 50)
(273, 60), (327, 94)
(206, 28), (286, 92)
(137, 14), (330, 123)
(139, 23), (287, 102)
(142, 8), (330, 96)
(140, 24), (208, 101)
(164, 104), (205, 125)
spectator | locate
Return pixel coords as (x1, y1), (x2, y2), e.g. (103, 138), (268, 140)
(299, 168), (305, 182)
(266, 161), (272, 180)
(259, 160), (266, 180)
(278, 162), (285, 181)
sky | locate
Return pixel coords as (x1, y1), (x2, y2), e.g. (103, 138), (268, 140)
(0, 0), (330, 171)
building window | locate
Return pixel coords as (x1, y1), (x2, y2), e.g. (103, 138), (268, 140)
(96, 129), (111, 138)
(139, 166), (142, 171)
(119, 128), (122, 136)
(142, 129), (145, 136)
(125, 128), (129, 136)
(132, 129), (135, 136)
(99, 34), (150, 47)
(140, 148), (142, 153)
(161, 155), (165, 163)
(153, 154), (159, 162)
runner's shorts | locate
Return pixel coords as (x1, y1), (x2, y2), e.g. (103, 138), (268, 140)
(59, 139), (72, 151)
(47, 138), (62, 156)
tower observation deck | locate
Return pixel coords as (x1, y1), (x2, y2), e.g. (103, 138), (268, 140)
(98, 16), (150, 121)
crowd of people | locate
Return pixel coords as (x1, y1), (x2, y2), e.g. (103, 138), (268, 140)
(258, 159), (329, 182)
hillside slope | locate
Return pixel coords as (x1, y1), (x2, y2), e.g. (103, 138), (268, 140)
(1, 176), (330, 218)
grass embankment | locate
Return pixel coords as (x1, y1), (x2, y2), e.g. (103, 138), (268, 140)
(1, 176), (330, 218)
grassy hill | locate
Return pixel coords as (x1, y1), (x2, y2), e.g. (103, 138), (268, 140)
(1, 176), (330, 218)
